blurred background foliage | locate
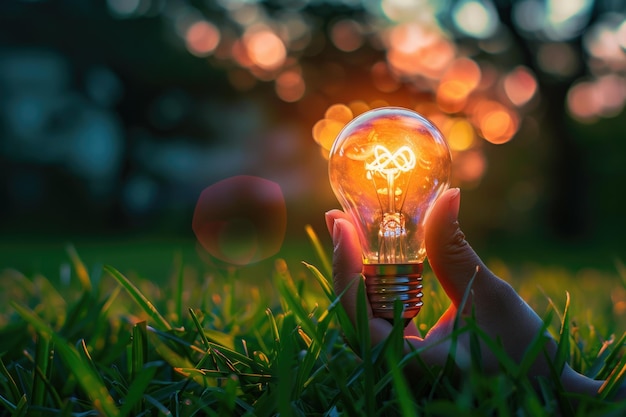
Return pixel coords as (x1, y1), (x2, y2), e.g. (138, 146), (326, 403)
(1, 0), (625, 273)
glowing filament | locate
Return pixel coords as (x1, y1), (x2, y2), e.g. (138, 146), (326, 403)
(365, 145), (416, 179)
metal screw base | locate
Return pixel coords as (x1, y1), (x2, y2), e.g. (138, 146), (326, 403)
(363, 263), (423, 327)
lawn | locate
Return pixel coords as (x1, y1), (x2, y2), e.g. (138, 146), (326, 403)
(1, 229), (626, 416)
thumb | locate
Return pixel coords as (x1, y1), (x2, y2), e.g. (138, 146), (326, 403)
(424, 188), (500, 309)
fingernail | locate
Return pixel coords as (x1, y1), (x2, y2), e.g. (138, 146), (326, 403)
(325, 211), (335, 236)
(449, 188), (461, 222)
(333, 219), (343, 251)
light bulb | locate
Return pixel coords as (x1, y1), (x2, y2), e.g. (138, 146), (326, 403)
(328, 107), (451, 326)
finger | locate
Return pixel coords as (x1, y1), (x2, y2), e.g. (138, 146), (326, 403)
(326, 212), (373, 324)
(325, 209), (351, 235)
(326, 210), (420, 339)
(424, 188), (505, 310)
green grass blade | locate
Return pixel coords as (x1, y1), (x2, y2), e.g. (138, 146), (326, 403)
(0, 357), (22, 405)
(103, 265), (172, 331)
(327, 276), (360, 352)
(189, 308), (211, 349)
(118, 363), (158, 417)
(31, 333), (52, 408)
(0, 393), (16, 414)
(276, 276), (323, 348)
(304, 224), (332, 279)
(173, 252), (184, 323)
(598, 350), (626, 400)
(131, 322), (148, 382)
(302, 261), (334, 301)
(11, 394), (28, 417)
(276, 313), (296, 417)
(147, 329), (218, 389)
(77, 339), (105, 387)
(554, 292), (571, 375)
(265, 308), (281, 358)
(66, 244), (92, 292)
(11, 303), (119, 417)
(355, 278), (375, 416)
(386, 350), (417, 417)
(595, 331), (626, 380)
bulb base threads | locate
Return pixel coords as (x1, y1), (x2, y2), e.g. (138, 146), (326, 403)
(363, 263), (423, 327)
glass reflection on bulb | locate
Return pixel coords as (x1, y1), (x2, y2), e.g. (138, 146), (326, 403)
(328, 107), (451, 325)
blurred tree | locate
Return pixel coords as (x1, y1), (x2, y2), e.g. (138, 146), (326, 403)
(0, 0), (624, 249)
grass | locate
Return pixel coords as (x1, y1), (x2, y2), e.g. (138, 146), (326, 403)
(1, 230), (626, 416)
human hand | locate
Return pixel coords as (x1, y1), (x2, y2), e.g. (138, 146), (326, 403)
(325, 188), (603, 396)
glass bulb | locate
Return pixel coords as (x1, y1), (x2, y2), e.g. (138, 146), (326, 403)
(328, 107), (451, 325)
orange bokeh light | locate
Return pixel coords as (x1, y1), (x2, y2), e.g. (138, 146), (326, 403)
(437, 80), (470, 113)
(371, 61), (400, 93)
(567, 75), (626, 121)
(388, 23), (437, 54)
(185, 21), (221, 57)
(331, 19), (363, 52)
(442, 57), (481, 91)
(325, 103), (353, 124)
(436, 57), (481, 113)
(231, 38), (254, 68)
(503, 66), (537, 107)
(481, 110), (515, 144)
(469, 100), (518, 144)
(447, 118), (475, 151)
(567, 82), (597, 121)
(348, 100), (370, 117)
(275, 70), (305, 102)
(386, 23), (454, 79)
(454, 149), (487, 184)
(312, 118), (346, 151)
(244, 27), (286, 71)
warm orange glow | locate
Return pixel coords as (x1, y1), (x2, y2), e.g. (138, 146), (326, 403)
(567, 75), (626, 121)
(231, 39), (253, 68)
(275, 70), (305, 102)
(328, 107), (451, 268)
(370, 99), (390, 109)
(595, 74), (626, 117)
(435, 57), (481, 113)
(480, 109), (515, 144)
(331, 19), (363, 52)
(437, 80), (470, 113)
(371, 61), (400, 93)
(386, 48), (419, 76)
(388, 23), (437, 54)
(244, 27), (286, 71)
(454, 149), (486, 184)
(447, 118), (475, 151)
(414, 102), (441, 119)
(386, 24), (453, 79)
(348, 100), (370, 117)
(470, 100), (517, 144)
(419, 39), (456, 79)
(185, 21), (221, 57)
(442, 57), (481, 91)
(567, 81), (598, 121)
(312, 118), (345, 151)
(503, 66), (537, 107)
(325, 104), (353, 124)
